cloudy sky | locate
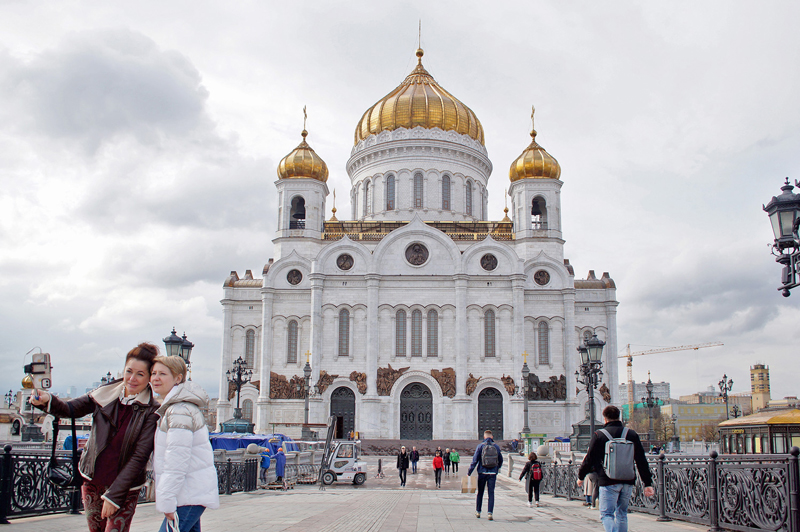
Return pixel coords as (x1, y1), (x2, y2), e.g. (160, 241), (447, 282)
(1, 1), (798, 406)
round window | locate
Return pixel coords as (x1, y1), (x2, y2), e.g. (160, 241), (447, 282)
(405, 243), (429, 266)
(337, 254), (354, 271)
(287, 269), (303, 285)
(534, 270), (550, 286)
(480, 254), (498, 271)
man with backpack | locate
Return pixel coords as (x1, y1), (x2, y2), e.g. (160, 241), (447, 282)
(468, 429), (503, 521)
(578, 405), (654, 532)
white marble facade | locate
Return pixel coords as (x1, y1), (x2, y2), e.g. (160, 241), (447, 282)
(216, 59), (619, 441)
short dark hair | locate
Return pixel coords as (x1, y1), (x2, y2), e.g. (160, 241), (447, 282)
(603, 405), (621, 420)
(528, 451), (537, 461)
(125, 343), (159, 373)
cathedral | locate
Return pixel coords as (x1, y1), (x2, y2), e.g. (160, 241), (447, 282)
(215, 47), (619, 440)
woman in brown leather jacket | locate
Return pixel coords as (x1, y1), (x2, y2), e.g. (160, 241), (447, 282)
(30, 343), (160, 532)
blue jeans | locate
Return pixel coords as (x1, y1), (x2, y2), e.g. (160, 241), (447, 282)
(599, 484), (633, 532)
(476, 473), (496, 514)
(158, 505), (206, 532)
(412, 460), (417, 473)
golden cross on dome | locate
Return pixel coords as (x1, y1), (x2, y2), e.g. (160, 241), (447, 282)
(522, 351), (529, 364)
(418, 20), (421, 49)
(305, 350), (312, 363)
(531, 105), (535, 129)
(303, 106), (307, 131)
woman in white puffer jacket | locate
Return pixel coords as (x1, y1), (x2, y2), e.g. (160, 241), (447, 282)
(151, 356), (219, 532)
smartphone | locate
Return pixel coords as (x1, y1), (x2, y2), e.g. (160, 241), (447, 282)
(24, 352), (52, 390)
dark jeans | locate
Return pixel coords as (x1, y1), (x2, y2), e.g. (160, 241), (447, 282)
(434, 468), (442, 486)
(158, 505), (205, 532)
(452, 462), (458, 473)
(527, 479), (541, 502)
(411, 460), (418, 473)
(444, 462), (450, 473)
(476, 473), (497, 513)
(399, 468), (407, 485)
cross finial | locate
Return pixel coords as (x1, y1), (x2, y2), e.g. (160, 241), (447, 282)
(305, 350), (311, 363)
(303, 106), (307, 131)
(418, 20), (421, 49)
(522, 351), (529, 364)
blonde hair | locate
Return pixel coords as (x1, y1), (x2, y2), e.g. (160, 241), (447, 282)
(153, 356), (187, 383)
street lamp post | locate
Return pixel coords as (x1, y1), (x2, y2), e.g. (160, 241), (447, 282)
(163, 328), (194, 379)
(764, 178), (800, 296)
(641, 373), (658, 442)
(218, 356), (255, 433)
(5, 390), (13, 409)
(100, 372), (113, 385)
(521, 352), (531, 434)
(719, 374), (733, 420)
(295, 352), (313, 440)
(731, 404), (741, 419)
(670, 413), (680, 452)
(575, 334), (605, 436)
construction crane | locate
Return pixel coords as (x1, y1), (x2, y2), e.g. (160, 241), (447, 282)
(619, 342), (724, 420)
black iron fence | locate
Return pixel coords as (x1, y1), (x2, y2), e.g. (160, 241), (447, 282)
(541, 447), (800, 532)
(215, 459), (258, 495)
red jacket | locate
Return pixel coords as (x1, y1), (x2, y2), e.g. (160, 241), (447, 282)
(433, 456), (444, 469)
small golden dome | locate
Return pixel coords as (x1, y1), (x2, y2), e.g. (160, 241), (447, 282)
(509, 107), (561, 181)
(277, 129), (329, 182)
(21, 374), (33, 389)
(354, 48), (485, 146)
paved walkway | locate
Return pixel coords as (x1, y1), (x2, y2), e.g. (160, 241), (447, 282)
(7, 458), (707, 531)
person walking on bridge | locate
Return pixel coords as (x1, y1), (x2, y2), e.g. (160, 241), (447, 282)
(578, 405), (654, 532)
(468, 429), (503, 521)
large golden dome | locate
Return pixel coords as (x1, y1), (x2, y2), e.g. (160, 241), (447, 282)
(509, 107), (561, 181)
(277, 129), (329, 182)
(354, 49), (485, 146)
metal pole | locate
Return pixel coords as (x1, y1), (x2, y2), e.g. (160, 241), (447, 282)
(656, 452), (671, 521)
(0, 445), (12, 524)
(788, 446), (799, 532)
(588, 371), (596, 436)
(522, 380), (530, 434)
(708, 451), (721, 531)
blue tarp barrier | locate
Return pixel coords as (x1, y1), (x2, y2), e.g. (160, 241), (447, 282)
(64, 435), (89, 450)
(209, 433), (298, 453)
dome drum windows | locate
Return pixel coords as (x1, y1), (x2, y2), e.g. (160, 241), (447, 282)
(442, 175), (451, 211)
(414, 172), (424, 208)
(363, 180), (371, 215)
(466, 180), (473, 216)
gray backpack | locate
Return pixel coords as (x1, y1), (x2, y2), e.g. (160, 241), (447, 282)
(598, 427), (636, 481)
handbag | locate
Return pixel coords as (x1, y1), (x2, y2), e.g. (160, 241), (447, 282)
(47, 403), (81, 490)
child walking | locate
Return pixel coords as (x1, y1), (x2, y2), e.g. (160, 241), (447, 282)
(518, 451), (543, 507)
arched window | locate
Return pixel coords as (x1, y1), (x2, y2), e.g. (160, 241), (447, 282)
(411, 310), (422, 357)
(290, 196), (306, 229)
(532, 196), (548, 229)
(466, 180), (473, 216)
(338, 309), (350, 357)
(481, 187), (486, 220)
(538, 322), (550, 365)
(427, 309), (438, 357)
(353, 189), (359, 219)
(395, 310), (406, 357)
(442, 175), (451, 210)
(414, 172), (424, 208)
(245, 329), (255, 368)
(484, 309), (495, 357)
(287, 320), (298, 363)
(363, 180), (371, 215)
(242, 399), (253, 422)
(386, 174), (395, 210)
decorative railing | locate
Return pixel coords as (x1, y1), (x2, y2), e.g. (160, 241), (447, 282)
(214, 458), (258, 495)
(540, 447), (800, 532)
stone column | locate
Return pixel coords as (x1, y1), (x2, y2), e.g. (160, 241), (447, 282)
(217, 299), (234, 427)
(511, 274), (526, 383)
(564, 289), (577, 434)
(256, 289), (274, 433)
(310, 272), (324, 384)
(452, 274), (471, 439)
(365, 274), (380, 398)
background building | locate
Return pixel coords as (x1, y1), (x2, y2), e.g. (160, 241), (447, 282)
(661, 403), (728, 442)
(618, 380), (671, 405)
(751, 363), (771, 412)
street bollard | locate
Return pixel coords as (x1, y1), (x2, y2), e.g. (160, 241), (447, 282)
(707, 451), (721, 532)
(656, 452), (671, 522)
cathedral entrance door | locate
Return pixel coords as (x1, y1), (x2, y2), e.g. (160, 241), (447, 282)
(478, 388), (503, 440)
(330, 387), (355, 439)
(400, 383), (433, 440)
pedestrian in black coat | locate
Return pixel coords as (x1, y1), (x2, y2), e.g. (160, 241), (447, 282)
(396, 446), (410, 487)
(518, 452), (543, 507)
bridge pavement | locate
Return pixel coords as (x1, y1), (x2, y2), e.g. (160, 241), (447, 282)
(8, 458), (706, 531)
